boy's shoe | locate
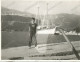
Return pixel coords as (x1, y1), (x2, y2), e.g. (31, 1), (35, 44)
(35, 45), (38, 49)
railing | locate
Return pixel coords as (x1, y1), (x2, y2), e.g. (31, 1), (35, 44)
(59, 29), (80, 60)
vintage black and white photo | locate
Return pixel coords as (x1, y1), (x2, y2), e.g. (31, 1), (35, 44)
(1, 0), (80, 60)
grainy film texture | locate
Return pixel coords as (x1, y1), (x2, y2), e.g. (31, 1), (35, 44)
(1, 0), (80, 60)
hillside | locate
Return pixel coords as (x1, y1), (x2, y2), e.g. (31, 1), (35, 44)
(1, 7), (80, 32)
(1, 6), (35, 17)
(47, 13), (80, 32)
(1, 7), (35, 31)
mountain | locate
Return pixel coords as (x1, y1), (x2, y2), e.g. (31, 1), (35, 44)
(38, 13), (80, 32)
(1, 6), (36, 22)
(1, 6), (35, 17)
(1, 7), (80, 32)
(49, 13), (80, 31)
(1, 7), (35, 31)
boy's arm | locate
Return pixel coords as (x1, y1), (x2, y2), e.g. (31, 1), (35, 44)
(29, 26), (30, 32)
(29, 24), (31, 36)
(29, 23), (31, 32)
(36, 23), (38, 32)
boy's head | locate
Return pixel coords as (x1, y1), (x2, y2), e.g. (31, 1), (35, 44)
(31, 18), (35, 23)
(32, 18), (35, 21)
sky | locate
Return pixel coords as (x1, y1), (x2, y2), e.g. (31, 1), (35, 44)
(1, 0), (80, 15)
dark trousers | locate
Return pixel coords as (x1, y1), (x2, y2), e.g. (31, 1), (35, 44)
(29, 33), (37, 47)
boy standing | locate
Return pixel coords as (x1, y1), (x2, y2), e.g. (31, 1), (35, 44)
(29, 18), (37, 48)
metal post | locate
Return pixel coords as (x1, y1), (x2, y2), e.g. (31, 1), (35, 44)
(38, 6), (40, 25)
(59, 29), (80, 60)
(47, 3), (48, 28)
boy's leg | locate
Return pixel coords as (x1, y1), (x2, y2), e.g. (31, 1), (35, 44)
(33, 34), (37, 47)
(29, 34), (32, 47)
